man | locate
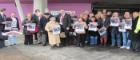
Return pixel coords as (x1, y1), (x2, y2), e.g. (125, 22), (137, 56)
(39, 13), (51, 46)
(32, 9), (40, 42)
(0, 8), (6, 32)
(132, 12), (140, 52)
(131, 12), (139, 51)
(0, 8), (7, 48)
(56, 9), (72, 46)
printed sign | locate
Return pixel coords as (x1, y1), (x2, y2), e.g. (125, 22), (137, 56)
(98, 27), (107, 36)
(53, 25), (61, 35)
(5, 21), (12, 30)
(88, 22), (98, 31)
(27, 23), (36, 32)
(75, 23), (85, 33)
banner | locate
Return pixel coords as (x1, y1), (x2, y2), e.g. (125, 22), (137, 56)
(88, 22), (98, 31)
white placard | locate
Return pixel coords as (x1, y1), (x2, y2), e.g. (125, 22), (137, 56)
(27, 23), (36, 32)
(124, 20), (132, 29)
(119, 23), (126, 32)
(75, 23), (85, 33)
(110, 20), (119, 27)
(53, 25), (61, 35)
(98, 27), (107, 36)
(5, 21), (12, 30)
(88, 22), (98, 31)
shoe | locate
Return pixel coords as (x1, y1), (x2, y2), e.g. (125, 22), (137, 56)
(120, 46), (126, 49)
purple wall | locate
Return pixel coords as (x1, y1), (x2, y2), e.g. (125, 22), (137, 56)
(0, 3), (33, 18)
(48, 3), (91, 16)
(0, 3), (91, 17)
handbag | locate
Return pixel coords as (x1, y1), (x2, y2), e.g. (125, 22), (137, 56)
(60, 32), (66, 38)
(34, 27), (39, 33)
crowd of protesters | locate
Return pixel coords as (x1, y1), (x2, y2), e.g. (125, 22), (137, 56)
(0, 8), (140, 52)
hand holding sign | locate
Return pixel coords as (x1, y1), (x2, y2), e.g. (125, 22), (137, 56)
(52, 25), (61, 35)
(88, 22), (98, 31)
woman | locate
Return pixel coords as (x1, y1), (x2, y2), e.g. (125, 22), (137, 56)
(23, 13), (34, 45)
(98, 14), (110, 47)
(120, 12), (132, 50)
(45, 17), (61, 48)
(88, 16), (99, 47)
(74, 18), (88, 47)
(110, 12), (121, 47)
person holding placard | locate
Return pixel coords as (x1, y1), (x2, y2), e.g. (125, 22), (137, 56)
(45, 17), (61, 48)
(120, 12), (132, 50)
(110, 12), (121, 47)
(88, 16), (99, 47)
(98, 14), (110, 47)
(74, 18), (88, 47)
(23, 13), (34, 45)
(6, 12), (20, 46)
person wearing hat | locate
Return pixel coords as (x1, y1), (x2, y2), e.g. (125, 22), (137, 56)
(45, 17), (61, 48)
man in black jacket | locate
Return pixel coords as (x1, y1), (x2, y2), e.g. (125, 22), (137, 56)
(131, 12), (140, 52)
(0, 8), (6, 32)
(32, 9), (40, 42)
(56, 10), (72, 46)
(39, 13), (51, 46)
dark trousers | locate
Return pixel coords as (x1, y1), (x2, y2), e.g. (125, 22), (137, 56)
(0, 40), (5, 48)
(76, 34), (86, 47)
(24, 35), (33, 45)
(33, 33), (38, 40)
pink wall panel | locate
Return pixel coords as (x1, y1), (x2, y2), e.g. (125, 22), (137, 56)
(48, 3), (91, 16)
(0, 3), (91, 17)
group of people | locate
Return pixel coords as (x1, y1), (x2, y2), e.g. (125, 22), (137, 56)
(0, 8), (140, 52)
(0, 8), (20, 48)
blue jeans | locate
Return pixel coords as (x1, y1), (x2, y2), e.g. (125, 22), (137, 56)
(90, 36), (98, 45)
(122, 32), (131, 48)
(111, 30), (121, 47)
(8, 35), (17, 45)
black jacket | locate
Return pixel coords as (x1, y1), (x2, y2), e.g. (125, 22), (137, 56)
(39, 16), (49, 32)
(0, 14), (6, 31)
(56, 13), (72, 29)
